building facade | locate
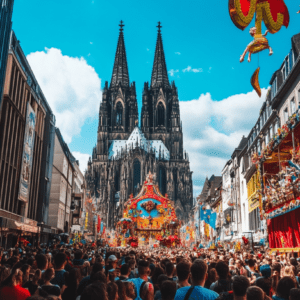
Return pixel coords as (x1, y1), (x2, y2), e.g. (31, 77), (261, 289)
(86, 23), (193, 229)
(48, 128), (75, 232)
(0, 31), (55, 248)
(0, 0), (14, 108)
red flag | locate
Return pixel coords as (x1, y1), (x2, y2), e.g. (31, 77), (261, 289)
(103, 226), (106, 235)
(97, 216), (101, 233)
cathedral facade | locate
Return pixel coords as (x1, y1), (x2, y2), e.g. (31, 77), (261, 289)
(85, 23), (193, 228)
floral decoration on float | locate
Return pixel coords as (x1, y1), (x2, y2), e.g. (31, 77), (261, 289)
(117, 171), (181, 247)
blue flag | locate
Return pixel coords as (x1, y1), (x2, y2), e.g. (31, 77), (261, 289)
(208, 212), (217, 230)
(100, 222), (104, 234)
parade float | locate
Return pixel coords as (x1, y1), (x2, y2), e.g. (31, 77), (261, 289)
(251, 106), (300, 252)
(116, 172), (181, 248)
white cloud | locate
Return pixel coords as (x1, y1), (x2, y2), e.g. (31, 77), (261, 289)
(183, 66), (203, 73)
(180, 89), (268, 196)
(72, 151), (90, 174)
(175, 52), (181, 55)
(27, 48), (102, 144)
(168, 69), (179, 77)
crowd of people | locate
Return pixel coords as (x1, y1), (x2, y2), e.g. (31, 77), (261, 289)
(0, 244), (300, 300)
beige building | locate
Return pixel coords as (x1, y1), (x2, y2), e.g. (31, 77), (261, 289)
(48, 128), (75, 232)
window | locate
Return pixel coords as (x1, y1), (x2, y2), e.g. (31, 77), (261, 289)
(269, 125), (273, 139)
(271, 77), (277, 98)
(291, 98), (296, 114)
(285, 58), (289, 76)
(260, 116), (263, 129)
(116, 102), (123, 126)
(133, 159), (141, 196)
(282, 65), (286, 80)
(275, 120), (279, 133)
(158, 165), (167, 196)
(157, 102), (165, 126)
(265, 133), (269, 145)
(289, 49), (294, 72)
(258, 141), (261, 154)
(284, 108), (289, 122)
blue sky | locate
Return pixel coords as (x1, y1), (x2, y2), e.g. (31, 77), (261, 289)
(12, 0), (300, 196)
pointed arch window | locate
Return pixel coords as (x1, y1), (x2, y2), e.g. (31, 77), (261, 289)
(116, 102), (123, 126)
(158, 165), (166, 196)
(133, 159), (141, 196)
(157, 102), (165, 126)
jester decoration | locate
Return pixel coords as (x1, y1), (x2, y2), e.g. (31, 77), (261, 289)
(229, 0), (290, 96)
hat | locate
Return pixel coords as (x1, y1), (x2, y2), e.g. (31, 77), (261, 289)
(108, 255), (117, 261)
(260, 264), (271, 278)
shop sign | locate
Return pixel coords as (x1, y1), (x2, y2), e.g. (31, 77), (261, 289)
(18, 103), (36, 202)
(248, 195), (260, 213)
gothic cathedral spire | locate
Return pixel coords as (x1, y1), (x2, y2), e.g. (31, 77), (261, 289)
(110, 21), (129, 88)
(151, 22), (169, 88)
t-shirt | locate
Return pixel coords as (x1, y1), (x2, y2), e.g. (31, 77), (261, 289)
(50, 269), (67, 288)
(175, 286), (219, 300)
(41, 284), (61, 296)
(77, 275), (91, 296)
(0, 285), (31, 300)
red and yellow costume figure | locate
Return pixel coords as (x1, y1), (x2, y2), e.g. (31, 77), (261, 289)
(228, 0), (289, 96)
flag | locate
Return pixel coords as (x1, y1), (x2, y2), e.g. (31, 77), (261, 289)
(97, 216), (101, 233)
(205, 223), (210, 238)
(200, 206), (217, 230)
(100, 222), (104, 234)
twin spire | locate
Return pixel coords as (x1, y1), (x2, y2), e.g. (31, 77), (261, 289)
(110, 21), (169, 89)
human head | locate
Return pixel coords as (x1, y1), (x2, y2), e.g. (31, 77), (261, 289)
(157, 274), (168, 289)
(161, 281), (176, 300)
(190, 259), (208, 286)
(35, 254), (48, 270)
(81, 282), (108, 300)
(246, 286), (264, 300)
(207, 268), (218, 284)
(276, 277), (296, 300)
(107, 282), (118, 300)
(139, 281), (154, 300)
(248, 259), (255, 268)
(165, 262), (174, 277)
(215, 261), (229, 280)
(124, 281), (135, 299)
(120, 263), (130, 276)
(260, 264), (271, 279)
(138, 260), (150, 277)
(42, 268), (55, 282)
(54, 252), (66, 269)
(176, 261), (190, 282)
(290, 288), (300, 300)
(108, 255), (118, 269)
(233, 275), (250, 297)
(256, 277), (271, 296)
(75, 250), (83, 260)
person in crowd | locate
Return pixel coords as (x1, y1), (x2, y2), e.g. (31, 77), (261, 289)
(0, 268), (31, 300)
(139, 281), (154, 300)
(35, 254), (48, 273)
(24, 269), (42, 296)
(205, 268), (217, 289)
(41, 268), (61, 297)
(210, 261), (232, 293)
(175, 259), (219, 300)
(232, 276), (250, 300)
(151, 267), (164, 292)
(77, 262), (104, 296)
(51, 252), (67, 288)
(124, 281), (136, 300)
(161, 281), (176, 300)
(107, 281), (119, 300)
(176, 261), (191, 289)
(62, 268), (80, 300)
(154, 274), (168, 300)
(128, 260), (153, 300)
(81, 282), (108, 300)
(246, 286), (268, 300)
(273, 276), (297, 300)
(165, 262), (175, 281)
(116, 280), (127, 300)
(117, 263), (131, 281)
(289, 288), (300, 300)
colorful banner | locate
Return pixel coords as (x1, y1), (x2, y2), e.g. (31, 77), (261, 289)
(19, 103), (36, 202)
(97, 216), (101, 233)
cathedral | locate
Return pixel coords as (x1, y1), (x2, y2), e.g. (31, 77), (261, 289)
(85, 22), (193, 229)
